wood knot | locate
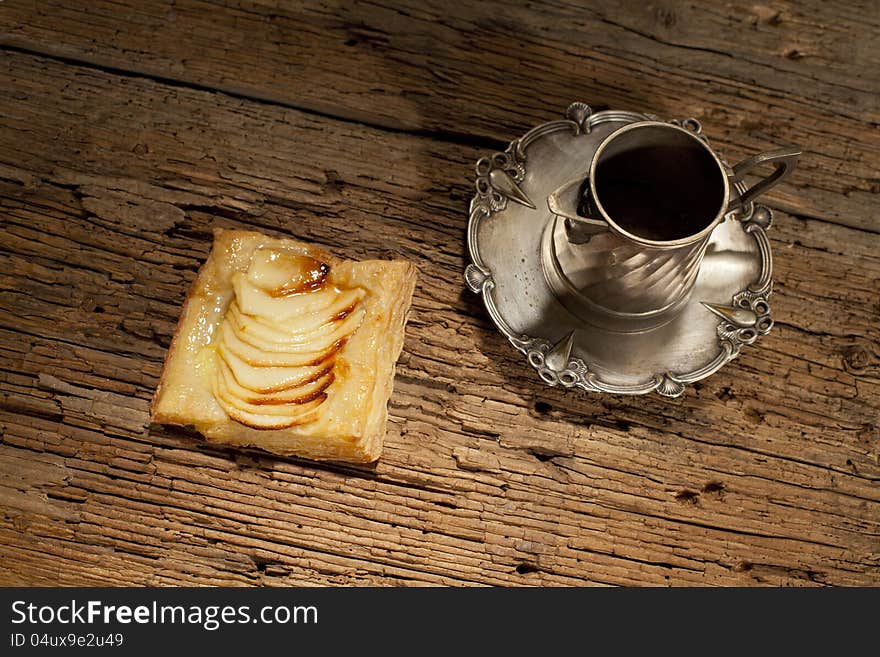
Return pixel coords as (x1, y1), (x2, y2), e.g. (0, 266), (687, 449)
(744, 406), (765, 425)
(843, 345), (871, 371)
(857, 423), (878, 446)
(653, 6), (677, 28)
(324, 169), (344, 188)
(716, 386), (735, 401)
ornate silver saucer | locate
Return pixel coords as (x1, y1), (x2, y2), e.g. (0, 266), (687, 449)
(464, 103), (779, 397)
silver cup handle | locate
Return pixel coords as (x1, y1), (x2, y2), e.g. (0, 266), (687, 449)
(730, 147), (802, 209)
(547, 177), (608, 244)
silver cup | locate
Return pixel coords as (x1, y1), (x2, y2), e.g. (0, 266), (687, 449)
(543, 120), (800, 331)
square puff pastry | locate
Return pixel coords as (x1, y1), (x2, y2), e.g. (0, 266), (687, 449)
(151, 228), (417, 463)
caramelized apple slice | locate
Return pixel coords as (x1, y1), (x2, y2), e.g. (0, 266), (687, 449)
(227, 289), (365, 340)
(217, 357), (334, 405)
(220, 321), (345, 367)
(214, 389), (325, 429)
(215, 367), (329, 419)
(228, 306), (364, 355)
(246, 248), (329, 296)
(233, 273), (345, 319)
(218, 343), (329, 393)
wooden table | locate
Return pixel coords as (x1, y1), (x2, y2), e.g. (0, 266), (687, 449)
(1, 1), (877, 587)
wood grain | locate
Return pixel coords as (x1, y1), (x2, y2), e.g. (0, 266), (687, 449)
(0, 1), (878, 586)
(1, 0), (878, 231)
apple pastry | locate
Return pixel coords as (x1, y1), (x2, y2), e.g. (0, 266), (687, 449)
(151, 228), (417, 463)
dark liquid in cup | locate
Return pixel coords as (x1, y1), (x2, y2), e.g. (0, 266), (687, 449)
(590, 143), (725, 242)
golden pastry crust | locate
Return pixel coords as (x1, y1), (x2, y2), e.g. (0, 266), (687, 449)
(150, 228), (417, 463)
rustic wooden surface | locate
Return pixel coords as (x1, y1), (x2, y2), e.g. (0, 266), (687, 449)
(0, 0), (877, 586)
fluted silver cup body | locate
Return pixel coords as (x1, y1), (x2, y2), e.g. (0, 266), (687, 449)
(544, 121), (732, 331)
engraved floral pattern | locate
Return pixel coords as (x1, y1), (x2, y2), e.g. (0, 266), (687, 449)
(473, 144), (527, 214)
